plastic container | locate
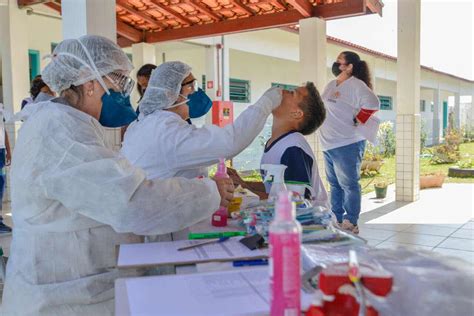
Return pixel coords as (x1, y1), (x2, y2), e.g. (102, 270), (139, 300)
(269, 191), (302, 316)
(211, 158), (229, 227)
(261, 164), (287, 203)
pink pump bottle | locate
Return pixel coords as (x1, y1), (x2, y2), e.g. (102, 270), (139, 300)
(211, 158), (229, 227)
(269, 191), (302, 316)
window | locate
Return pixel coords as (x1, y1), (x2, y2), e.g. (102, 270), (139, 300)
(271, 83), (298, 91)
(420, 100), (426, 112)
(431, 102), (434, 112)
(201, 74), (206, 92)
(28, 49), (40, 82)
(378, 95), (392, 110)
(51, 42), (58, 53)
(230, 78), (250, 103)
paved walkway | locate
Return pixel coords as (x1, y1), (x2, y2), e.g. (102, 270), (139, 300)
(358, 183), (474, 264)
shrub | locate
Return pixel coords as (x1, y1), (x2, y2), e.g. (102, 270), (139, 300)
(458, 159), (473, 169)
(430, 128), (463, 164)
(377, 121), (396, 157)
(363, 143), (383, 162)
(420, 120), (427, 152)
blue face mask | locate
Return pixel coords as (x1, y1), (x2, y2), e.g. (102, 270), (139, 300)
(187, 88), (213, 119)
(99, 90), (138, 128)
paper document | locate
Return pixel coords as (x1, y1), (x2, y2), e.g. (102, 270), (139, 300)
(124, 267), (312, 316)
(357, 115), (380, 144)
(118, 237), (268, 268)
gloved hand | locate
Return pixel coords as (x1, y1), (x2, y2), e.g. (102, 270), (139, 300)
(257, 87), (283, 111)
(213, 177), (235, 207)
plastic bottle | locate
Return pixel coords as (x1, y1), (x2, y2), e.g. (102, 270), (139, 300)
(269, 191), (302, 316)
(211, 158), (229, 227)
(261, 164), (287, 203)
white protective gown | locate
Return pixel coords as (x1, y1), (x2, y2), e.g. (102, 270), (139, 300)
(121, 96), (275, 180)
(1, 100), (220, 316)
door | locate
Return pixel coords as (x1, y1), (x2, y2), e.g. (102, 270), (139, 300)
(442, 101), (448, 136)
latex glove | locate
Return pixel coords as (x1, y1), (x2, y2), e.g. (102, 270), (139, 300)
(213, 177), (235, 207)
(257, 87), (283, 111)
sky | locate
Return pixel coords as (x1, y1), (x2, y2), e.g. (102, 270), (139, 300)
(326, 0), (473, 80)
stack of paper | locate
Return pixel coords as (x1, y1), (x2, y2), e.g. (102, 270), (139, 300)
(117, 237), (268, 268)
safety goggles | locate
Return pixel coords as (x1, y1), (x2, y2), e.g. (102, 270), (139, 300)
(106, 72), (135, 97)
(181, 79), (199, 93)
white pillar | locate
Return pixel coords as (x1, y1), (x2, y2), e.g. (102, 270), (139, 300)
(130, 43), (156, 106)
(454, 92), (461, 129)
(432, 88), (441, 145)
(396, 0), (421, 202)
(62, 0), (119, 150)
(221, 37), (230, 102)
(205, 45), (219, 101)
(204, 44), (219, 125)
(370, 56), (377, 91)
(299, 17), (327, 183)
(0, 1), (30, 203)
(0, 1), (30, 135)
(62, 0), (116, 42)
(470, 93), (474, 135)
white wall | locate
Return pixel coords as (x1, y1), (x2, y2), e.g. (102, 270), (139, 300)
(26, 9), (62, 71)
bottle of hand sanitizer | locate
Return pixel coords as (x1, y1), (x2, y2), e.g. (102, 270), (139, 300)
(212, 158), (229, 227)
(269, 191), (302, 316)
(261, 164), (287, 203)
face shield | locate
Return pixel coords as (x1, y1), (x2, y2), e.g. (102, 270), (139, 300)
(105, 72), (135, 97)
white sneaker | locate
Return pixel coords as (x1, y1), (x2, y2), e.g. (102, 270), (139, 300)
(341, 219), (359, 234)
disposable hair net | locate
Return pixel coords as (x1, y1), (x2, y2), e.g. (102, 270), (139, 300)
(42, 35), (133, 94)
(139, 61), (192, 116)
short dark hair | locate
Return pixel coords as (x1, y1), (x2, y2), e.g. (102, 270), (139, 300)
(137, 64), (157, 98)
(137, 64), (157, 78)
(30, 75), (47, 100)
(297, 82), (326, 135)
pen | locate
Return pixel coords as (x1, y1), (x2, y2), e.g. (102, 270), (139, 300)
(178, 237), (230, 251)
(188, 231), (246, 240)
(233, 259), (269, 267)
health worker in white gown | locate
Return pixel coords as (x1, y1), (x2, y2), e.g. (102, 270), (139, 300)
(1, 35), (234, 316)
(121, 61), (283, 180)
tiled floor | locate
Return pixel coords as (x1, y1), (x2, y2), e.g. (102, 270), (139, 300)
(1, 184), (473, 265)
(358, 183), (474, 264)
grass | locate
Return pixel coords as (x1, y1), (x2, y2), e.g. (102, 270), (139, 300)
(242, 142), (474, 195)
(360, 141), (474, 194)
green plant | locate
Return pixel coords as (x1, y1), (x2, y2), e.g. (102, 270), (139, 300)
(374, 179), (388, 188)
(376, 121), (396, 157)
(363, 143), (383, 161)
(430, 128), (463, 164)
(420, 120), (427, 152)
(458, 159), (473, 169)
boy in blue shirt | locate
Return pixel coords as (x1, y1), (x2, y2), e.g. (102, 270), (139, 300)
(229, 82), (328, 207)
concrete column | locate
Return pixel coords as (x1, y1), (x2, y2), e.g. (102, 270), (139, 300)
(62, 0), (116, 42)
(395, 0), (421, 202)
(454, 92), (461, 129)
(62, 0), (119, 149)
(471, 94), (474, 135)
(204, 44), (219, 125)
(130, 43), (156, 107)
(221, 37), (230, 102)
(370, 56), (377, 91)
(432, 88), (441, 145)
(0, 0), (30, 203)
(0, 1), (30, 135)
(299, 17), (327, 183)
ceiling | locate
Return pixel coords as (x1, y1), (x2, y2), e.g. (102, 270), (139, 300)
(18, 0), (383, 47)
